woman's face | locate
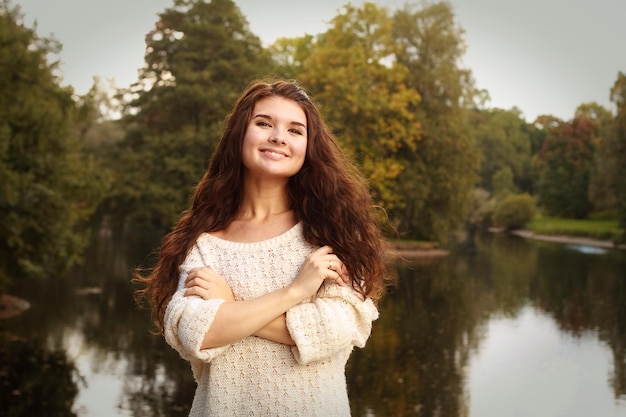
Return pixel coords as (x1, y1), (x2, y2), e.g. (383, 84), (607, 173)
(241, 96), (308, 180)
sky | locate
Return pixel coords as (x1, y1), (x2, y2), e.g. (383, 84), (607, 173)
(14, 0), (626, 122)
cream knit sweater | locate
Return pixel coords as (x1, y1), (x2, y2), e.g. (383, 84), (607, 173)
(164, 223), (379, 417)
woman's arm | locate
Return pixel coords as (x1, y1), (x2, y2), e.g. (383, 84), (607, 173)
(184, 245), (348, 349)
(254, 314), (295, 345)
(286, 281), (379, 364)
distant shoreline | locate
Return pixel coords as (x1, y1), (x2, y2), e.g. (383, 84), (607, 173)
(496, 228), (626, 251)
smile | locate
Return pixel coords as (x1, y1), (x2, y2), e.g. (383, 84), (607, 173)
(261, 149), (288, 158)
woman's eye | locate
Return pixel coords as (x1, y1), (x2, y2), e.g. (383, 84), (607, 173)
(257, 121), (271, 127)
(289, 128), (303, 135)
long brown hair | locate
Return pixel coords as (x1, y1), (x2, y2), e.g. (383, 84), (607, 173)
(135, 79), (389, 333)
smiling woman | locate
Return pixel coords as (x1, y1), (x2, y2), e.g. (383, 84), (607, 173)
(241, 96), (308, 181)
(134, 79), (391, 416)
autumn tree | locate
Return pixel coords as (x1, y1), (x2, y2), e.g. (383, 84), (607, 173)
(286, 1), (480, 243)
(296, 2), (422, 215)
(0, 2), (108, 291)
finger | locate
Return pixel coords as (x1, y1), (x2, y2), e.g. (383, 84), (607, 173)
(185, 277), (208, 289)
(314, 245), (334, 256)
(321, 268), (345, 287)
(185, 268), (204, 284)
(335, 276), (347, 286)
(184, 286), (208, 299)
(329, 258), (350, 285)
(338, 264), (350, 283)
(186, 269), (207, 284)
(326, 256), (348, 276)
(185, 266), (213, 283)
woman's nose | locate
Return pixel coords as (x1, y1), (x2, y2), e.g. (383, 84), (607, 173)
(269, 130), (285, 144)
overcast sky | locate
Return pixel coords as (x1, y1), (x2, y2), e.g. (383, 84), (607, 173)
(14, 0), (626, 121)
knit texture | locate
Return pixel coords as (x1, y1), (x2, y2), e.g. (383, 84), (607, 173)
(164, 223), (379, 417)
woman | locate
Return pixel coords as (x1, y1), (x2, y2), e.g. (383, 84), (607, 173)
(136, 80), (388, 416)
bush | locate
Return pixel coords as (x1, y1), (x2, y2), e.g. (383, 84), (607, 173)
(493, 193), (537, 230)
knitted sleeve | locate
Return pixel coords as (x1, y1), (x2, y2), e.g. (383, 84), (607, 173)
(163, 243), (230, 380)
(285, 280), (379, 365)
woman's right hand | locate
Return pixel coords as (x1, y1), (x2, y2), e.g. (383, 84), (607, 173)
(289, 245), (349, 300)
(184, 266), (234, 302)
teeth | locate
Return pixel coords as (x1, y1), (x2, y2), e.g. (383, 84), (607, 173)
(264, 151), (284, 157)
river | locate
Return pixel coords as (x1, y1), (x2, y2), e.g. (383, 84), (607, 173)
(1, 232), (625, 416)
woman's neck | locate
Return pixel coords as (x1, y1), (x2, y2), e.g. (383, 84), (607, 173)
(212, 178), (297, 242)
(236, 177), (290, 221)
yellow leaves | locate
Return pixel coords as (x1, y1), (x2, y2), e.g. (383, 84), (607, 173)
(362, 156), (405, 209)
(294, 1), (428, 213)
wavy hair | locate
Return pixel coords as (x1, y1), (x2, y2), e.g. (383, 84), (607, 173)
(135, 79), (389, 333)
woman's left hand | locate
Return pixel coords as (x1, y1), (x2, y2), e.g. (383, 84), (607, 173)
(184, 266), (234, 302)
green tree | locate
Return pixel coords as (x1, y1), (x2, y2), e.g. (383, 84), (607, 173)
(469, 108), (533, 193)
(492, 193), (536, 230)
(0, 2), (108, 291)
(103, 0), (272, 232)
(128, 0), (271, 133)
(492, 166), (517, 198)
(391, 1), (480, 242)
(268, 35), (314, 80)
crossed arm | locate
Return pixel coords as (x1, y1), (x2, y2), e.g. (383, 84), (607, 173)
(183, 245), (350, 349)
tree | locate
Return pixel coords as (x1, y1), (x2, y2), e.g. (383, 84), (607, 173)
(0, 2), (108, 291)
(290, 1), (480, 243)
(102, 0), (272, 232)
(535, 116), (596, 218)
(492, 193), (536, 230)
(391, 1), (480, 242)
(469, 108), (533, 194)
(577, 102), (617, 215)
(492, 166), (517, 198)
(296, 2), (422, 214)
(268, 35), (314, 80)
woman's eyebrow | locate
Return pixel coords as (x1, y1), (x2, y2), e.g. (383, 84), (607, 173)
(252, 113), (306, 128)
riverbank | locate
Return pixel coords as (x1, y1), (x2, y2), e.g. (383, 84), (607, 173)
(388, 241), (450, 262)
(492, 228), (626, 251)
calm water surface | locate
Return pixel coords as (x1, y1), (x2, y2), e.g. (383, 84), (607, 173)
(2, 232), (626, 416)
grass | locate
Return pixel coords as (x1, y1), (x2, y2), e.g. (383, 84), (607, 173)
(525, 216), (624, 241)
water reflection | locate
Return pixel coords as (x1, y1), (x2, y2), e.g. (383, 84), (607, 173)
(350, 234), (626, 416)
(0, 336), (80, 416)
(565, 244), (610, 255)
(1, 232), (625, 416)
(469, 306), (619, 417)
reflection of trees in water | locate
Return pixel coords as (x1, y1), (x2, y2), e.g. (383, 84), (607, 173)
(347, 257), (492, 417)
(68, 228), (196, 416)
(120, 355), (195, 417)
(347, 234), (626, 416)
(529, 244), (626, 398)
(0, 336), (80, 417)
(5, 229), (626, 416)
(4, 227), (196, 416)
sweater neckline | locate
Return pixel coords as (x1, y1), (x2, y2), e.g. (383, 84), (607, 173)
(202, 222), (303, 251)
